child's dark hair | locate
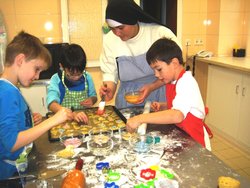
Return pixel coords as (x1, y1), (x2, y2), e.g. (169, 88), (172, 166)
(5, 31), (51, 68)
(61, 44), (87, 73)
(146, 37), (183, 65)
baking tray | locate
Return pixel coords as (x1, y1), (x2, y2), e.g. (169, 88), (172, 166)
(47, 106), (127, 142)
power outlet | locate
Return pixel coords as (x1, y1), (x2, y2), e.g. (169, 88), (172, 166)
(194, 39), (203, 46)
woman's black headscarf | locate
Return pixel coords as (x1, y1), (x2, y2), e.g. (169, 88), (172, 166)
(106, 0), (163, 26)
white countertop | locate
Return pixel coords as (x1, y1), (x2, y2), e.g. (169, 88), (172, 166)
(196, 56), (250, 73)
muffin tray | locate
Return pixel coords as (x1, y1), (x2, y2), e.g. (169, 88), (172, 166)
(48, 106), (127, 141)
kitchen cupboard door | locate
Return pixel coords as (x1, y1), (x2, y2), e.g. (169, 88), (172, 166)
(206, 65), (241, 140)
(237, 74), (250, 148)
(20, 85), (48, 116)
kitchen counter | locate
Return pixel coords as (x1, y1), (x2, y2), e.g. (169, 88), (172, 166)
(193, 56), (250, 103)
(196, 56), (250, 73)
(22, 125), (250, 187)
(195, 56), (250, 154)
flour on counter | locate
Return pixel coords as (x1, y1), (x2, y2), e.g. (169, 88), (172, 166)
(39, 128), (194, 187)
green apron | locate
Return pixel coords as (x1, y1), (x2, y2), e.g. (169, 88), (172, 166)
(4, 107), (33, 186)
(61, 71), (88, 110)
(4, 143), (33, 173)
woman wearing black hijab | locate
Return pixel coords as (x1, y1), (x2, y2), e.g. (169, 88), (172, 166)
(100, 0), (181, 109)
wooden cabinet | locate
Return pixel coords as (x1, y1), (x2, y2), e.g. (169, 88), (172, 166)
(194, 59), (208, 103)
(20, 83), (48, 116)
(206, 65), (250, 149)
(237, 74), (250, 147)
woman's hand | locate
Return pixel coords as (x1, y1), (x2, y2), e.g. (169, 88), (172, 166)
(33, 113), (43, 125)
(99, 82), (116, 101)
(135, 84), (153, 104)
(73, 111), (88, 123)
(136, 79), (165, 104)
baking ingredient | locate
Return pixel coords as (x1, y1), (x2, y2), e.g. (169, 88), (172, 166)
(49, 106), (125, 141)
(56, 145), (75, 158)
(62, 137), (82, 148)
(218, 176), (240, 188)
(121, 131), (137, 141)
(61, 158), (85, 188)
(124, 91), (141, 104)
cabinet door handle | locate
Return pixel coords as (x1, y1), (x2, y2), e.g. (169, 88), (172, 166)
(42, 97), (45, 107)
(236, 85), (240, 94)
(242, 87), (246, 96)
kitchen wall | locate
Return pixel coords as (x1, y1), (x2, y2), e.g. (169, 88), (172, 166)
(0, 0), (249, 62)
(206, 0), (250, 56)
(0, 0), (103, 62)
(0, 1), (63, 44)
(182, 0), (208, 57)
(0, 0), (249, 108)
(182, 0), (250, 58)
(67, 0), (102, 62)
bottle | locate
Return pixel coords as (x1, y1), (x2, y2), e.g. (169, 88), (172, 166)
(61, 158), (85, 188)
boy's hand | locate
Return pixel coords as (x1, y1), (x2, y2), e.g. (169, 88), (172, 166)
(52, 107), (74, 124)
(33, 112), (43, 125)
(151, 102), (161, 112)
(126, 115), (142, 133)
(73, 111), (88, 123)
(151, 102), (167, 111)
(80, 98), (94, 107)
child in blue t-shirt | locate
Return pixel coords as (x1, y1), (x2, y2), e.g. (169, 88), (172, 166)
(0, 31), (73, 180)
(46, 44), (97, 123)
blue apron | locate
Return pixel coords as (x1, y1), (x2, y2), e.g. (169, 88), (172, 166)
(115, 54), (166, 109)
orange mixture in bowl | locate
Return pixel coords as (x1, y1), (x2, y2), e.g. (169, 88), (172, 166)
(124, 91), (141, 104)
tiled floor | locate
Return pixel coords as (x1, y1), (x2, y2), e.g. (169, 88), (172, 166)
(211, 133), (250, 181)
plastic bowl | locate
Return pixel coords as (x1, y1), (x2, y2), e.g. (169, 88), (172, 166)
(124, 91), (141, 104)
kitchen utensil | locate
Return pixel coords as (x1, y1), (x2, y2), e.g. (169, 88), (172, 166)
(124, 91), (142, 104)
(0, 169), (66, 186)
(5, 174), (37, 181)
(120, 127), (138, 141)
(48, 106), (126, 141)
(59, 131), (83, 148)
(61, 158), (85, 188)
(87, 129), (113, 156)
(129, 134), (155, 153)
(137, 101), (151, 135)
(97, 83), (107, 115)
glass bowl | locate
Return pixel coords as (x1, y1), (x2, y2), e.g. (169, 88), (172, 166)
(59, 131), (83, 148)
(121, 129), (138, 141)
(87, 129), (113, 156)
(124, 91), (141, 104)
(129, 134), (155, 153)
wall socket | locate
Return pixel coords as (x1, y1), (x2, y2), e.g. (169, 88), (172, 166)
(194, 39), (203, 46)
